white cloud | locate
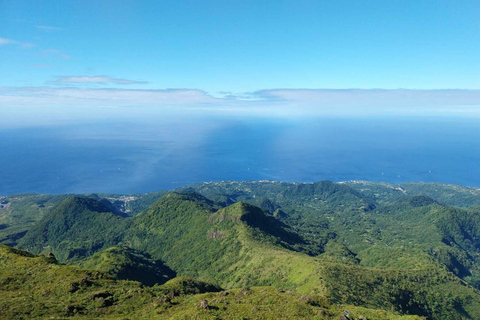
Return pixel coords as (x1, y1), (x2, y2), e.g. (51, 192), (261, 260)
(36, 25), (62, 31)
(248, 89), (480, 116)
(0, 37), (15, 45)
(0, 87), (218, 108)
(0, 87), (478, 116)
(42, 49), (70, 59)
(0, 37), (34, 48)
(53, 76), (147, 85)
(255, 89), (480, 107)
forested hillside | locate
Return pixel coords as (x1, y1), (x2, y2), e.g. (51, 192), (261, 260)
(2, 180), (480, 319)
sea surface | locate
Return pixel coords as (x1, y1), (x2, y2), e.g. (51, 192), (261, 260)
(0, 114), (479, 194)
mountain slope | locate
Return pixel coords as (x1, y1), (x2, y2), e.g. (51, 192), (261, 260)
(0, 193), (68, 246)
(1, 244), (422, 320)
(0, 244), (149, 319)
(10, 185), (480, 319)
(77, 245), (176, 286)
(180, 180), (480, 289)
(126, 192), (314, 285)
(180, 180), (376, 214)
(343, 180), (480, 207)
(126, 192), (480, 319)
(18, 196), (128, 261)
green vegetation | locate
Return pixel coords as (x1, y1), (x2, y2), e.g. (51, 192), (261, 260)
(0, 245), (422, 319)
(182, 181), (480, 288)
(0, 193), (68, 246)
(77, 245), (176, 286)
(18, 196), (129, 261)
(0, 191), (165, 247)
(84, 190), (166, 216)
(159, 286), (423, 320)
(343, 181), (480, 207)
(0, 244), (222, 319)
(3, 180), (480, 319)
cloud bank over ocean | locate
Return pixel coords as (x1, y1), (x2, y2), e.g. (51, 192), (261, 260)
(1, 86), (479, 116)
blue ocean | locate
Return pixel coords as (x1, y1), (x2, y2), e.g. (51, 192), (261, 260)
(0, 115), (478, 194)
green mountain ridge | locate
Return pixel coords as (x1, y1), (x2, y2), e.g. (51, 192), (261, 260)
(18, 196), (128, 261)
(77, 245), (176, 286)
(2, 180), (480, 319)
(1, 244), (425, 319)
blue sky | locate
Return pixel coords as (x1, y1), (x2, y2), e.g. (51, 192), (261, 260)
(0, 0), (479, 115)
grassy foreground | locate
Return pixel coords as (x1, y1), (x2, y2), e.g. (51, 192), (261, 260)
(0, 244), (421, 319)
